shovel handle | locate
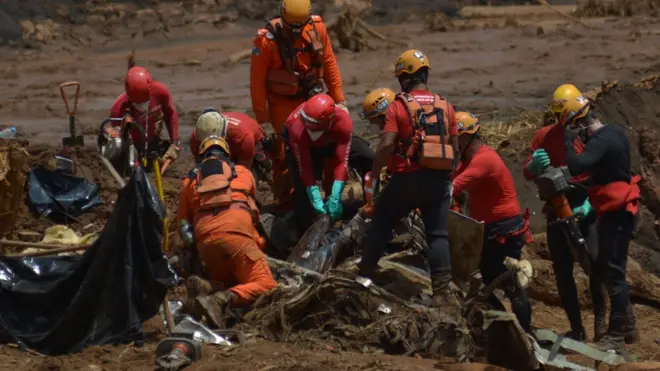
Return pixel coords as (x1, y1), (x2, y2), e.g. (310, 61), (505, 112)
(60, 81), (81, 116)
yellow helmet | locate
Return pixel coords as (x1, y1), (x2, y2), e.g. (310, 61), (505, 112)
(196, 109), (228, 142)
(281, 0), (311, 27)
(394, 49), (431, 77)
(456, 111), (480, 135)
(552, 84), (591, 126)
(359, 88), (396, 120)
(551, 84), (582, 114)
(199, 135), (231, 157)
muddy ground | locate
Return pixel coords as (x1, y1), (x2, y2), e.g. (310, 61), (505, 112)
(1, 1), (660, 369)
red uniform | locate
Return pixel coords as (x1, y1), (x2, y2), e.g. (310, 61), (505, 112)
(190, 112), (265, 166)
(452, 144), (521, 224)
(384, 90), (457, 174)
(523, 123), (587, 181)
(285, 103), (352, 187)
(110, 81), (179, 145)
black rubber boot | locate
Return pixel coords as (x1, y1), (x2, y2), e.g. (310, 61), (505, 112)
(622, 306), (640, 344)
(431, 272), (460, 314)
(594, 313), (607, 342)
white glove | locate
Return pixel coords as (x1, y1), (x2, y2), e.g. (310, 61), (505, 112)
(336, 102), (349, 114)
(504, 257), (533, 289)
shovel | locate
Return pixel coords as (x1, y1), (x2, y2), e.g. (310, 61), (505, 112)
(60, 81), (84, 148)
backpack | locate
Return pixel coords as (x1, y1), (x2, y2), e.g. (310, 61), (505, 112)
(397, 92), (455, 170)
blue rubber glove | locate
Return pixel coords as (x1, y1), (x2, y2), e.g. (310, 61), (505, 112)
(527, 149), (551, 175)
(325, 180), (345, 221)
(572, 198), (594, 219)
(306, 186), (327, 215)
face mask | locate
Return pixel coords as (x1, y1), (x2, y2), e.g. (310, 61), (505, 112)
(307, 129), (324, 142)
(133, 100), (150, 112)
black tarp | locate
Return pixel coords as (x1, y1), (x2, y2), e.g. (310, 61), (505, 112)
(0, 167), (177, 355)
(27, 166), (103, 222)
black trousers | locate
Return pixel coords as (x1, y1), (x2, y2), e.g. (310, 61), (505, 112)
(286, 134), (375, 233)
(359, 169), (452, 278)
(596, 209), (636, 335)
(481, 215), (533, 332)
(547, 189), (606, 333)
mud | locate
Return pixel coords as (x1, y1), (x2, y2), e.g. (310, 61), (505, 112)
(2, 1), (660, 369)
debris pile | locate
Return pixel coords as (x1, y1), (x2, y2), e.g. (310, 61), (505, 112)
(575, 0), (660, 17)
(244, 272), (475, 360)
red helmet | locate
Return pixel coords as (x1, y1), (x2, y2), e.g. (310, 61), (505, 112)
(300, 93), (335, 131)
(125, 66), (152, 103)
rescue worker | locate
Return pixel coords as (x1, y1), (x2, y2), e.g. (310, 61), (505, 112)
(451, 111), (533, 332)
(358, 87), (397, 217)
(177, 124), (276, 328)
(357, 50), (459, 310)
(523, 84), (606, 341)
(189, 108), (273, 182)
(561, 93), (639, 350)
(250, 0), (346, 207)
(284, 93), (374, 234)
(106, 66), (181, 165)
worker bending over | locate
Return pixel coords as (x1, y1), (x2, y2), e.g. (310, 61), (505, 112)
(358, 50), (459, 310)
(561, 93), (639, 351)
(522, 84), (606, 341)
(451, 111), (533, 332)
(189, 108), (272, 182)
(178, 119), (276, 328)
(251, 0), (346, 206)
(284, 93), (374, 234)
(104, 66), (181, 166)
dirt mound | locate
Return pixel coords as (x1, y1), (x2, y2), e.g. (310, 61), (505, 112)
(243, 273), (474, 360)
(575, 0), (660, 17)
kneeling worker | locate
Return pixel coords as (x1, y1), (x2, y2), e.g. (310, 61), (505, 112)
(284, 93), (374, 233)
(178, 126), (276, 328)
(451, 111), (533, 332)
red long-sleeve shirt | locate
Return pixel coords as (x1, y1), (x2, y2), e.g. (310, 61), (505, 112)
(453, 144), (521, 224)
(110, 81), (179, 144)
(284, 103), (352, 187)
(523, 123), (587, 182)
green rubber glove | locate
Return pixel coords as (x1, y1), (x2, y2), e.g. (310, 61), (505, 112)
(527, 149), (551, 175)
(325, 180), (345, 221)
(572, 198), (594, 218)
(306, 186), (327, 215)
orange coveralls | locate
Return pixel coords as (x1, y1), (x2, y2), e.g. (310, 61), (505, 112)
(177, 165), (276, 304)
(250, 15), (345, 204)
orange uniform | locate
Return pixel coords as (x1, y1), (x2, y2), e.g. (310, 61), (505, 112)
(177, 162), (275, 304)
(250, 15), (344, 203)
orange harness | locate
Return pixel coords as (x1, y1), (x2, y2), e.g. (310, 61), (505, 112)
(196, 156), (257, 218)
(265, 16), (325, 97)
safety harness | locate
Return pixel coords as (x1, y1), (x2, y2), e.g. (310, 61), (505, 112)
(264, 16), (325, 98)
(195, 151), (256, 217)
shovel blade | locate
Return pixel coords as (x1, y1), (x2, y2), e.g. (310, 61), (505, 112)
(62, 136), (84, 147)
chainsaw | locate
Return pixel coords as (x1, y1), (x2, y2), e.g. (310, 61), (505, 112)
(534, 165), (594, 274)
